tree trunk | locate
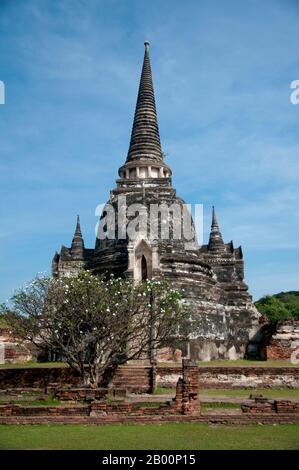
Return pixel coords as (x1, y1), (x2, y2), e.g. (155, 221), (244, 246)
(83, 372), (92, 388)
(100, 363), (118, 389)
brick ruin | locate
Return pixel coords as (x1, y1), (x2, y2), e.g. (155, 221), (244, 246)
(267, 320), (299, 360)
(241, 395), (299, 414)
(1, 361), (299, 425)
(0, 360), (200, 418)
(51, 359), (200, 417)
(0, 327), (36, 365)
(171, 360), (199, 414)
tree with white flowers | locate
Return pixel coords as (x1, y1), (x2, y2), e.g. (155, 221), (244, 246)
(1, 272), (190, 387)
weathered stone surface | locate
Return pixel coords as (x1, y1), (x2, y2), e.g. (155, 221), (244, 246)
(157, 366), (299, 389)
(51, 42), (261, 361)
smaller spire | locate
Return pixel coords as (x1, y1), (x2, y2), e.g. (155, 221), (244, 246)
(75, 215), (82, 237)
(211, 206), (219, 229)
(51, 251), (60, 277)
(71, 215), (84, 259)
(208, 206), (225, 253)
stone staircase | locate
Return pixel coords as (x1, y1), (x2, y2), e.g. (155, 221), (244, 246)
(112, 366), (152, 393)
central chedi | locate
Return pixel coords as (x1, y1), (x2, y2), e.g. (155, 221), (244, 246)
(52, 42), (260, 360)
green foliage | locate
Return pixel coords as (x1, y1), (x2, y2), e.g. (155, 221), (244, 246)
(255, 295), (290, 323)
(0, 308), (9, 328)
(274, 291), (299, 320)
(255, 291), (299, 323)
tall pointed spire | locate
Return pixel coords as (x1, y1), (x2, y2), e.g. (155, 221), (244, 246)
(71, 215), (84, 259)
(126, 41), (162, 163)
(118, 42), (172, 184)
(208, 206), (225, 253)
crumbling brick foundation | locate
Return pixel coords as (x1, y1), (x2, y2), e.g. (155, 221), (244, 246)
(0, 360), (200, 418)
(241, 396), (299, 414)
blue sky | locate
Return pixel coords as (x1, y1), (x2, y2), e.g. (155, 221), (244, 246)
(0, 0), (298, 301)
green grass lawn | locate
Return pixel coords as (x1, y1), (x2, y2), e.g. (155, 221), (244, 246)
(155, 387), (299, 399)
(0, 361), (68, 369)
(157, 360), (298, 367)
(199, 388), (299, 399)
(201, 402), (240, 410)
(0, 399), (75, 406)
(154, 386), (175, 395)
(0, 424), (298, 450)
(0, 359), (297, 369)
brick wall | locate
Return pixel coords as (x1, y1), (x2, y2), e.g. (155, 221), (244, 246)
(0, 365), (152, 393)
(0, 364), (298, 391)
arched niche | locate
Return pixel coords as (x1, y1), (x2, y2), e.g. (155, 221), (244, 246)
(134, 239), (153, 282)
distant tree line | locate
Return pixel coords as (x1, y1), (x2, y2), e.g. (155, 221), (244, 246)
(255, 291), (299, 324)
